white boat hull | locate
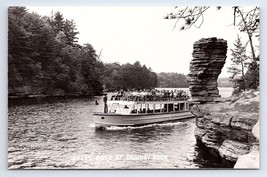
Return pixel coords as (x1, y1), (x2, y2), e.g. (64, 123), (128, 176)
(93, 111), (194, 128)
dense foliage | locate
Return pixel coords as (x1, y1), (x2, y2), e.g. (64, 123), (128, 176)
(157, 72), (189, 88)
(8, 7), (104, 96)
(243, 56), (259, 90)
(103, 61), (158, 91)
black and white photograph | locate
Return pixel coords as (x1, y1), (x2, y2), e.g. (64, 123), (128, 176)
(8, 6), (260, 169)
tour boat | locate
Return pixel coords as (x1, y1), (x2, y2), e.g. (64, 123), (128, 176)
(93, 95), (194, 129)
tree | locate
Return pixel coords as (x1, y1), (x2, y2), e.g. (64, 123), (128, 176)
(52, 11), (65, 34)
(157, 72), (189, 88)
(8, 7), (104, 96)
(228, 35), (248, 92)
(102, 62), (121, 91)
(102, 61), (158, 91)
(165, 6), (260, 90)
(63, 19), (79, 47)
(49, 11), (79, 47)
(244, 57), (259, 89)
(8, 7), (43, 92)
(78, 43), (104, 95)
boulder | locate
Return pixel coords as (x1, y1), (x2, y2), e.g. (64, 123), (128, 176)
(252, 121), (259, 141)
(234, 144), (259, 169)
(234, 120), (260, 169)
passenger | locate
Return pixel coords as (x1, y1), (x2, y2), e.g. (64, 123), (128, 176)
(103, 94), (108, 113)
(124, 91), (129, 101)
(140, 90), (146, 101)
(95, 100), (99, 105)
(131, 109), (137, 113)
(170, 90), (174, 101)
(143, 108), (146, 113)
(111, 95), (115, 100)
(117, 89), (124, 99)
(181, 91), (187, 100)
(108, 89), (188, 102)
(147, 108), (153, 113)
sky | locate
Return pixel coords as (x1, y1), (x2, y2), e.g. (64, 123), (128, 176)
(27, 6), (259, 78)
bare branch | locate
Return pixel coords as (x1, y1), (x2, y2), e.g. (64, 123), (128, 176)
(194, 9), (205, 28)
(172, 7), (188, 30)
(170, 6), (210, 31)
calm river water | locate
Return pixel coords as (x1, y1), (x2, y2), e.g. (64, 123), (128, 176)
(8, 87), (233, 169)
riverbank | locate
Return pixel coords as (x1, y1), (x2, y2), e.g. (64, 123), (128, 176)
(8, 94), (102, 107)
(8, 93), (102, 99)
(191, 88), (260, 168)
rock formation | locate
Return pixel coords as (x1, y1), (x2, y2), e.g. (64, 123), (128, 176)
(188, 37), (228, 103)
(234, 120), (259, 169)
(191, 89), (260, 168)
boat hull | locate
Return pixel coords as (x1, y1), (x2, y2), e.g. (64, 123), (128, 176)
(93, 111), (194, 128)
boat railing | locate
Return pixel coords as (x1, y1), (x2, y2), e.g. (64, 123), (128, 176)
(110, 95), (189, 102)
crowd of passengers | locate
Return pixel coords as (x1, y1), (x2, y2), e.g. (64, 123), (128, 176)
(110, 89), (189, 101)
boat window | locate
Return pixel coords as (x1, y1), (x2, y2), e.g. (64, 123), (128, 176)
(163, 104), (168, 112)
(116, 104), (131, 114)
(180, 103), (185, 111)
(174, 103), (179, 111)
(146, 104), (153, 113)
(137, 104), (144, 113)
(131, 104), (137, 113)
(107, 103), (112, 112)
(154, 104), (161, 113)
(168, 104), (174, 112)
(109, 103), (119, 113)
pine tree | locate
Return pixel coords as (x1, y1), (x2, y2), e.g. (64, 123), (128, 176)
(53, 11), (65, 34)
(228, 35), (248, 93)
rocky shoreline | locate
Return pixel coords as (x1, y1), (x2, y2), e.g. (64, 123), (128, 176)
(191, 89), (259, 168)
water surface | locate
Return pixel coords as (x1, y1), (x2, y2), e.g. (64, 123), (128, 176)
(8, 88), (233, 169)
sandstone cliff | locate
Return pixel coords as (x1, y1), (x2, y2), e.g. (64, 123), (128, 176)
(191, 89), (260, 168)
(188, 37), (228, 103)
